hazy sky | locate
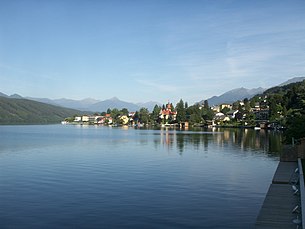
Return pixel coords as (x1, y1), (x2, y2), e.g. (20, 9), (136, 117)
(1, 0), (304, 104)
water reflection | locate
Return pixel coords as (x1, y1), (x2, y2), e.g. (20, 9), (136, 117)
(153, 127), (282, 156)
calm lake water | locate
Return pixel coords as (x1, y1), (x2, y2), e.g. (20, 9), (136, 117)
(0, 125), (282, 229)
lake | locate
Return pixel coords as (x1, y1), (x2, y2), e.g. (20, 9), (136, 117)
(0, 125), (282, 228)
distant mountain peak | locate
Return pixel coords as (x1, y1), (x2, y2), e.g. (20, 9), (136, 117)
(109, 97), (119, 101)
(10, 94), (23, 99)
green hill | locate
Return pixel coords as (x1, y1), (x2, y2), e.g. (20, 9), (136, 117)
(251, 79), (305, 141)
(0, 97), (83, 124)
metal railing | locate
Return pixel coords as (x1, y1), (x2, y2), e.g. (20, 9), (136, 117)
(298, 158), (305, 228)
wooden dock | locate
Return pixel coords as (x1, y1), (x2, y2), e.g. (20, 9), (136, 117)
(255, 161), (300, 229)
(272, 162), (298, 184)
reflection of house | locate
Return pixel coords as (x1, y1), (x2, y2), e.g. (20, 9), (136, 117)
(160, 103), (177, 122)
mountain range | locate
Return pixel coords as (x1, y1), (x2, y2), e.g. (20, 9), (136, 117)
(0, 93), (161, 112)
(202, 87), (266, 106)
(1, 76), (304, 112)
(200, 76), (305, 106)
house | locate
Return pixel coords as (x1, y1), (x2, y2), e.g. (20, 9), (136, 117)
(82, 115), (90, 122)
(251, 102), (261, 112)
(211, 105), (220, 113)
(159, 102), (177, 122)
(82, 115), (95, 123)
(254, 109), (269, 121)
(94, 116), (104, 124)
(214, 112), (226, 121)
(120, 115), (129, 125)
(74, 116), (82, 122)
(220, 104), (232, 110)
(128, 112), (136, 118)
(106, 117), (113, 124)
(213, 112), (230, 124)
(227, 110), (239, 119)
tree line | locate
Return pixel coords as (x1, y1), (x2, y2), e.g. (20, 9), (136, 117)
(93, 99), (214, 126)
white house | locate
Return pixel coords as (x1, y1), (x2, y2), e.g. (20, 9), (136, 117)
(74, 116), (82, 122)
(82, 115), (90, 122)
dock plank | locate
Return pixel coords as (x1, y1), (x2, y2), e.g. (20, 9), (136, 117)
(255, 162), (301, 229)
(272, 162), (298, 184)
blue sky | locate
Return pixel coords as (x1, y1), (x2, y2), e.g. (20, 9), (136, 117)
(0, 0), (304, 104)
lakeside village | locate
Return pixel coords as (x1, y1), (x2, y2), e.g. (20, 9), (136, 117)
(63, 95), (282, 130)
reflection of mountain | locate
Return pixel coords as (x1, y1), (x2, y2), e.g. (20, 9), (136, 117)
(153, 128), (282, 155)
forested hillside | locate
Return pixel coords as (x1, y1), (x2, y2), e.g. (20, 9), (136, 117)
(0, 97), (82, 124)
(262, 80), (305, 141)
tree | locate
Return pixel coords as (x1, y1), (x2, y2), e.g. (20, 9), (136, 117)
(121, 108), (129, 116)
(221, 107), (230, 115)
(110, 108), (120, 124)
(175, 99), (186, 123)
(285, 112), (305, 142)
(189, 113), (202, 124)
(238, 103), (243, 112)
(186, 104), (202, 124)
(152, 104), (161, 124)
(201, 108), (214, 121)
(244, 98), (251, 112)
(235, 111), (243, 121)
(232, 101), (239, 110)
(139, 107), (150, 125)
(268, 95), (283, 121)
(133, 111), (139, 124)
(250, 99), (256, 108)
(203, 100), (209, 109)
